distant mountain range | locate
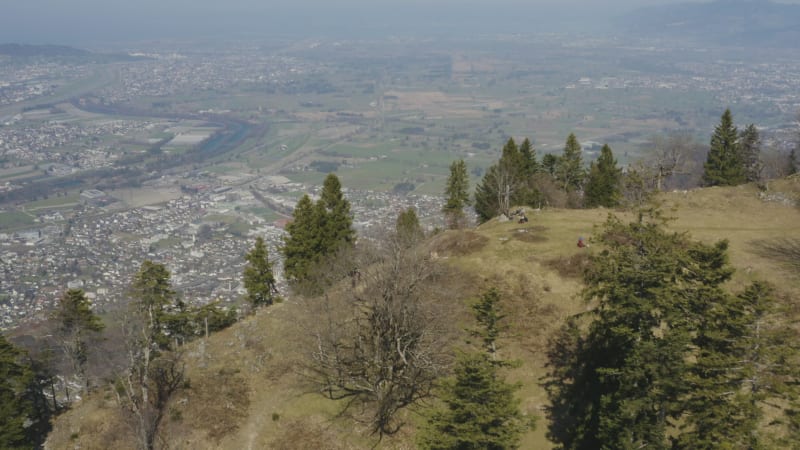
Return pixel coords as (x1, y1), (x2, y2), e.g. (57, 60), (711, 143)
(0, 43), (145, 61)
(621, 0), (800, 47)
(0, 43), (93, 57)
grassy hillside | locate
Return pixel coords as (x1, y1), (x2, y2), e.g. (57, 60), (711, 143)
(46, 177), (800, 449)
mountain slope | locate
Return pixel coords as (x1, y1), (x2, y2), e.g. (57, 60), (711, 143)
(620, 0), (800, 47)
(46, 177), (800, 449)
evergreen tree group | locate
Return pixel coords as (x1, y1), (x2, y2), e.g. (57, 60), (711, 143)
(474, 137), (541, 222)
(129, 261), (234, 347)
(703, 109), (764, 186)
(555, 133), (585, 193)
(472, 134), (625, 222)
(282, 173), (355, 286)
(583, 144), (622, 208)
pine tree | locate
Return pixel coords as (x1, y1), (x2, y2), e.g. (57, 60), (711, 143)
(419, 287), (526, 450)
(282, 194), (321, 284)
(496, 137), (527, 215)
(789, 148), (798, 175)
(418, 353), (526, 450)
(542, 153), (559, 177)
(516, 138), (544, 208)
(52, 288), (104, 390)
(546, 214), (800, 449)
(129, 260), (176, 349)
(678, 280), (800, 449)
(443, 159), (471, 229)
(519, 138), (540, 177)
(583, 144), (622, 208)
(282, 177), (355, 291)
(474, 165), (498, 223)
(395, 207), (424, 245)
(674, 240), (748, 450)
(555, 133), (584, 192)
(243, 236), (277, 307)
(703, 109), (745, 186)
(547, 216), (710, 449)
(1, 334), (50, 450)
(471, 287), (505, 360)
(739, 124), (763, 183)
(1, 333), (34, 450)
(319, 173), (354, 251)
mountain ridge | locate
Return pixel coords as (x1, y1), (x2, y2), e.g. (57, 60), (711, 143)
(620, 0), (800, 47)
(43, 178), (800, 449)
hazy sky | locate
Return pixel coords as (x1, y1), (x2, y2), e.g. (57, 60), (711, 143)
(1, 0), (798, 46)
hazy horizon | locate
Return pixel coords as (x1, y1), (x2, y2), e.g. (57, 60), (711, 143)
(2, 0), (792, 47)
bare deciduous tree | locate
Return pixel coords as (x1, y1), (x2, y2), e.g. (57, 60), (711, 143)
(751, 238), (800, 271)
(303, 239), (453, 437)
(645, 132), (694, 191)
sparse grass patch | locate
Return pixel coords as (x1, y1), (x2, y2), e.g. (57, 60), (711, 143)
(268, 419), (348, 450)
(545, 252), (592, 279)
(184, 369), (250, 441)
(511, 226), (549, 243)
(429, 230), (489, 257)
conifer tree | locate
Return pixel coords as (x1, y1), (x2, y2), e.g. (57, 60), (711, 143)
(542, 153), (558, 177)
(583, 144), (621, 208)
(419, 353), (526, 450)
(419, 287), (526, 450)
(319, 173), (354, 251)
(739, 124), (763, 183)
(471, 287), (505, 360)
(282, 194), (320, 284)
(474, 165), (501, 223)
(282, 177), (355, 289)
(129, 260), (176, 349)
(516, 138), (544, 208)
(547, 216), (713, 449)
(703, 109), (745, 186)
(673, 240), (747, 449)
(678, 281), (800, 449)
(243, 236), (277, 307)
(555, 133), (584, 192)
(443, 159), (470, 229)
(395, 207), (424, 245)
(546, 215), (800, 449)
(52, 288), (104, 390)
(519, 137), (540, 177)
(789, 148), (798, 175)
(1, 334), (50, 450)
(1, 333), (35, 450)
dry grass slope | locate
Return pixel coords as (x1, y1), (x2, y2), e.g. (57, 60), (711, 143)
(47, 180), (800, 450)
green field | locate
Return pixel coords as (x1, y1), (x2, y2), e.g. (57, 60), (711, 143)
(24, 193), (81, 210)
(0, 210), (35, 229)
